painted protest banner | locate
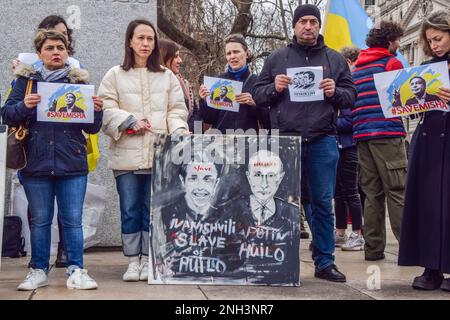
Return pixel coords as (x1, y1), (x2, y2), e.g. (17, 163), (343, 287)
(204, 76), (243, 113)
(374, 61), (450, 118)
(0, 125), (7, 268)
(37, 82), (95, 123)
(149, 134), (301, 286)
(287, 66), (324, 102)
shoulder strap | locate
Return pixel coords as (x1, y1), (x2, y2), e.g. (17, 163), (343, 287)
(242, 73), (255, 89)
(23, 79), (33, 129)
(25, 79), (33, 95)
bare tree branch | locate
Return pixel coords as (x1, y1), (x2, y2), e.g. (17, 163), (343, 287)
(245, 32), (287, 40)
(230, 0), (254, 34)
(157, 0), (206, 53)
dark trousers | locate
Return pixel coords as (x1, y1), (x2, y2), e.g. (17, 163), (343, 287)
(335, 147), (363, 230)
(358, 138), (406, 258)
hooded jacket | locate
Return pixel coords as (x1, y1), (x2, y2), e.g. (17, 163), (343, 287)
(1, 64), (103, 177)
(351, 47), (406, 142)
(253, 35), (357, 142)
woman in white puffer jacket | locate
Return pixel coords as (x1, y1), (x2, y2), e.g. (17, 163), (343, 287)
(98, 19), (188, 282)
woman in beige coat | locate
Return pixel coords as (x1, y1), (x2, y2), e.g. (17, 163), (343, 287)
(98, 19), (188, 282)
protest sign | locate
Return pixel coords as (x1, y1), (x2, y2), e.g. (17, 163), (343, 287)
(204, 76), (243, 113)
(149, 134), (301, 286)
(374, 61), (450, 118)
(287, 66), (324, 102)
(37, 82), (95, 123)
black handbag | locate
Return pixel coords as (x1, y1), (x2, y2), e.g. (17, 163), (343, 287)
(5, 79), (33, 170)
(2, 216), (27, 258)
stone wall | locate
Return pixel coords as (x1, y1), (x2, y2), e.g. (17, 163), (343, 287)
(0, 0), (157, 246)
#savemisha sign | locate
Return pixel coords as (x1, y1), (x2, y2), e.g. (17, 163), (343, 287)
(374, 61), (450, 118)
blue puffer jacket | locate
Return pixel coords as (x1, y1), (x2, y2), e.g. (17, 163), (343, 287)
(351, 47), (406, 142)
(337, 108), (355, 149)
(1, 65), (103, 177)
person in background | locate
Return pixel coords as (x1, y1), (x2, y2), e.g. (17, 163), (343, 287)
(159, 39), (201, 132)
(398, 10), (450, 292)
(98, 20), (188, 282)
(334, 46), (364, 251)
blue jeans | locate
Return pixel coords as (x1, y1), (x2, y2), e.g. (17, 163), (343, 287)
(22, 175), (87, 273)
(302, 135), (339, 271)
(115, 173), (151, 257)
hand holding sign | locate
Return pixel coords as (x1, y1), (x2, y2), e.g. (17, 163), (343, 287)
(437, 87), (450, 103)
(199, 84), (210, 100)
(24, 94), (41, 109)
(319, 78), (336, 98)
(235, 92), (256, 106)
(92, 96), (103, 112)
(275, 75), (292, 93)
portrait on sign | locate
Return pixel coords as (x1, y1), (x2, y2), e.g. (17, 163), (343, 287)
(203, 76), (243, 113)
(37, 82), (95, 124)
(149, 134), (301, 286)
(287, 66), (324, 102)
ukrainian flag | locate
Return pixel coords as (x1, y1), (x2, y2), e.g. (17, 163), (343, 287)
(323, 0), (409, 67)
(323, 0), (370, 50)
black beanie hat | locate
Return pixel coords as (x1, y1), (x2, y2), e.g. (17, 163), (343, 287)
(292, 4), (322, 28)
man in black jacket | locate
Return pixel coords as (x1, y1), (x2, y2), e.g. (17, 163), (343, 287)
(254, 4), (357, 282)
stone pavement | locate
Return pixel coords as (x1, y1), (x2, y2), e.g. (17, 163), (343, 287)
(1, 225), (449, 300)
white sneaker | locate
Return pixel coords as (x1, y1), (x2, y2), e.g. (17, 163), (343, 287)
(341, 232), (365, 251)
(66, 268), (98, 290)
(139, 262), (148, 281)
(17, 268), (49, 291)
(335, 232), (348, 248)
(123, 261), (140, 282)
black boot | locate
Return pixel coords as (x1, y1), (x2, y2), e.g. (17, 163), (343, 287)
(300, 209), (310, 239)
(441, 278), (450, 292)
(412, 268), (444, 290)
(55, 242), (67, 268)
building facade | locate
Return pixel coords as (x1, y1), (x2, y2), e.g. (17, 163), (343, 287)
(361, 0), (450, 66)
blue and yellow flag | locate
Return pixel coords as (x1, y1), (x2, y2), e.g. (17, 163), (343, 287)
(323, 0), (370, 50)
(323, 0), (409, 67)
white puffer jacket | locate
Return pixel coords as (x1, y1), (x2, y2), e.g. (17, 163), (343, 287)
(98, 65), (188, 170)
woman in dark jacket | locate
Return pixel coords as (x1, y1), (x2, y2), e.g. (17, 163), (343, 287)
(1, 30), (103, 291)
(334, 47), (364, 251)
(198, 34), (270, 133)
(398, 10), (450, 292)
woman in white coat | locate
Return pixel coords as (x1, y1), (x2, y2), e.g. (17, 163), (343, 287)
(98, 19), (188, 282)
